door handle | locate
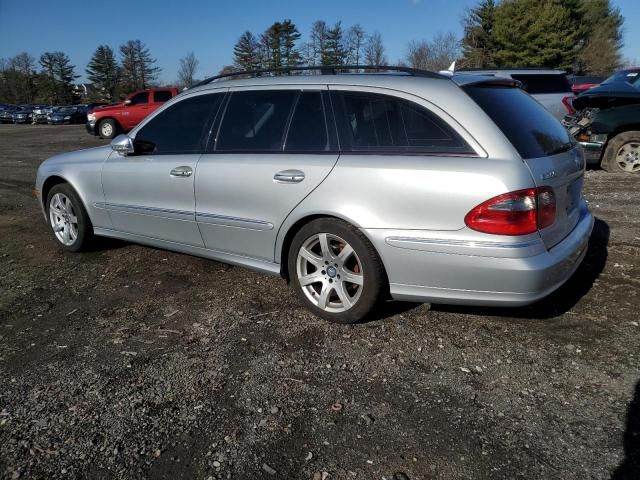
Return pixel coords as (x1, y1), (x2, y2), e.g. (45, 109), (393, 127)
(170, 166), (193, 177)
(273, 169), (305, 183)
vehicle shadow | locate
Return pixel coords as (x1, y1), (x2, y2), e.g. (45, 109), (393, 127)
(430, 217), (609, 320)
(612, 380), (640, 479)
(84, 236), (129, 252)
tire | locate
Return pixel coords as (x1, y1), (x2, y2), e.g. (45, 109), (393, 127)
(601, 131), (640, 173)
(46, 184), (94, 252)
(287, 218), (386, 324)
(98, 118), (118, 139)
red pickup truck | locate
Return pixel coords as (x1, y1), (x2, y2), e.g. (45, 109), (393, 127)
(86, 87), (179, 139)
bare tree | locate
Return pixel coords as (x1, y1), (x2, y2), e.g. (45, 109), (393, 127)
(304, 20), (328, 66)
(406, 32), (460, 71)
(364, 31), (387, 68)
(178, 52), (199, 88)
(346, 24), (367, 66)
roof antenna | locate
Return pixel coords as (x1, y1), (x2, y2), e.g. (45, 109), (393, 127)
(439, 61), (456, 77)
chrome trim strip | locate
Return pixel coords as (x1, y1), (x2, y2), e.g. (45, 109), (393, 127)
(103, 202), (194, 219)
(386, 237), (541, 249)
(196, 211), (274, 231)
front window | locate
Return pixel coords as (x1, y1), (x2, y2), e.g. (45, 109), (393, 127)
(129, 92), (149, 105)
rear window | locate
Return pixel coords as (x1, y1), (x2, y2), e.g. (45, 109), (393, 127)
(154, 90), (173, 103)
(464, 85), (573, 159)
(511, 74), (571, 94)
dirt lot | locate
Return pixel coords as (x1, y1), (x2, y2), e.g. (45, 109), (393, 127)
(0, 124), (638, 480)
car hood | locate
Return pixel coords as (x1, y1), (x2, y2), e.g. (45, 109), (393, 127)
(573, 83), (640, 110)
(94, 102), (125, 112)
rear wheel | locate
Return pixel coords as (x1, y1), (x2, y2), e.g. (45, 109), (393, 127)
(288, 218), (386, 324)
(601, 131), (640, 173)
(98, 118), (118, 139)
(46, 184), (94, 252)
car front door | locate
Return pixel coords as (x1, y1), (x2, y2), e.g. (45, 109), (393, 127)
(195, 86), (339, 262)
(122, 91), (151, 129)
(101, 91), (225, 246)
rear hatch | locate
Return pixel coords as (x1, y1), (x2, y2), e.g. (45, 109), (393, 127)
(464, 83), (584, 250)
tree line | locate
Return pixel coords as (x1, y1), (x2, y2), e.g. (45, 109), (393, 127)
(461, 0), (624, 74)
(0, 0), (626, 105)
(0, 40), (199, 105)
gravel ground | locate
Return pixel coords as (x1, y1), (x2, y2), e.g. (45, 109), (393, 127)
(0, 124), (639, 480)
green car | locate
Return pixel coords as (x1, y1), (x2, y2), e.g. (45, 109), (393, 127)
(565, 68), (640, 174)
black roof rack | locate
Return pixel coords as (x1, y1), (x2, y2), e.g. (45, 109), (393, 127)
(192, 65), (446, 88)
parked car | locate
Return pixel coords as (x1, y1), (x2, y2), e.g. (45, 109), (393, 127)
(36, 67), (593, 323)
(599, 67), (640, 87)
(32, 105), (55, 124)
(0, 105), (18, 123)
(47, 105), (88, 125)
(86, 87), (179, 139)
(453, 68), (576, 120)
(568, 75), (606, 94)
(563, 78), (640, 173)
(12, 106), (34, 124)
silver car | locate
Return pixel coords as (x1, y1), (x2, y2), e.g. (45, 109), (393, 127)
(35, 68), (593, 323)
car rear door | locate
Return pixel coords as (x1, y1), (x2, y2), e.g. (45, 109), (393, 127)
(195, 86), (339, 261)
(464, 84), (585, 249)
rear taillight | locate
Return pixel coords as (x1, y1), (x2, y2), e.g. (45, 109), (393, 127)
(465, 187), (556, 236)
(562, 96), (575, 114)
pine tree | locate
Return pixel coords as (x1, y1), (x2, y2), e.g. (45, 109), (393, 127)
(38, 51), (76, 104)
(119, 40), (160, 92)
(322, 22), (346, 66)
(280, 20), (301, 69)
(86, 45), (119, 101)
(233, 31), (262, 71)
(461, 0), (497, 68)
(492, 0), (583, 70)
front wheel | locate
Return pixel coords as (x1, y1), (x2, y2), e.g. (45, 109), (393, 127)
(288, 218), (386, 324)
(601, 131), (640, 173)
(98, 119), (118, 139)
(46, 184), (94, 252)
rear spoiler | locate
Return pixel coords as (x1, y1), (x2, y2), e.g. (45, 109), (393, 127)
(450, 74), (522, 89)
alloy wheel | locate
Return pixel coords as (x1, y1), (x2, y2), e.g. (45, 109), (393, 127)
(49, 193), (79, 246)
(296, 233), (364, 313)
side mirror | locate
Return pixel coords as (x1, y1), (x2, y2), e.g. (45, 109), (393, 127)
(124, 99), (132, 106)
(110, 134), (134, 155)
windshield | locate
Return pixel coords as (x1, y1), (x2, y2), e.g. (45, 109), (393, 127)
(56, 106), (76, 113)
(603, 70), (640, 87)
(464, 85), (574, 159)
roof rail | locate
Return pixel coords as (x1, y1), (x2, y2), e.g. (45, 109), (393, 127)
(192, 65), (446, 88)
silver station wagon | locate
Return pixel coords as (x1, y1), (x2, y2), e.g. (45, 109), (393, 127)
(35, 66), (593, 323)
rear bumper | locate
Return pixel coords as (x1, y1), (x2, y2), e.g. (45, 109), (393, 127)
(366, 202), (594, 307)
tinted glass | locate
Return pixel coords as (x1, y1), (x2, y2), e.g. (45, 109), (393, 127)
(285, 92), (329, 151)
(216, 90), (296, 151)
(154, 90), (173, 103)
(510, 74), (572, 94)
(465, 85), (573, 159)
(130, 92), (149, 105)
(603, 70), (640, 86)
(134, 93), (223, 154)
(336, 91), (472, 153)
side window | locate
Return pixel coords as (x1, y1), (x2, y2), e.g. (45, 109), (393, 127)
(129, 92), (149, 105)
(153, 90), (173, 103)
(334, 91), (473, 154)
(216, 90), (297, 151)
(285, 92), (329, 151)
(134, 93), (223, 154)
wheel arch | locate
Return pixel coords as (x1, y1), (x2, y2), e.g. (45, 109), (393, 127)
(277, 212), (388, 283)
(42, 175), (94, 225)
